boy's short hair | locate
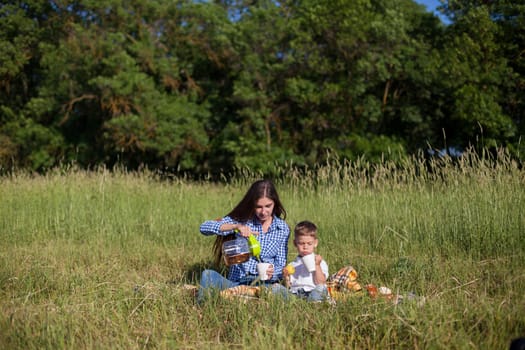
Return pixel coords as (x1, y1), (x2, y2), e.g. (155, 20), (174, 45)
(294, 220), (318, 239)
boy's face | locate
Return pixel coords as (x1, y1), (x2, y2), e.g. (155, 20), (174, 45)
(293, 235), (318, 257)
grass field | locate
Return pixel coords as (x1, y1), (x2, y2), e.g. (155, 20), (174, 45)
(1, 150), (524, 349)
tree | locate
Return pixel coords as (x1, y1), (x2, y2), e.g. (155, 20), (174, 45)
(205, 0), (303, 174)
(1, 0), (523, 174)
(437, 2), (518, 151)
(0, 1), (66, 169)
(267, 0), (445, 162)
(1, 0), (232, 171)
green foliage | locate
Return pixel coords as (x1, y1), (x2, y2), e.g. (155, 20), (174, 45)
(439, 5), (516, 148)
(0, 3), (39, 78)
(439, 0), (524, 153)
(0, 0), (524, 174)
(1, 117), (65, 170)
(332, 133), (407, 163)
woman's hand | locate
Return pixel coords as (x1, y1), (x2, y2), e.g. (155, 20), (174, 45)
(236, 225), (257, 238)
(219, 223), (257, 237)
(265, 264), (274, 280)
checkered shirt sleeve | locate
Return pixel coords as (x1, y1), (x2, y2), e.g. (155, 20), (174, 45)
(199, 215), (290, 283)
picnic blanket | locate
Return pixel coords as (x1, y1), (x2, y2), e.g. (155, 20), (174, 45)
(215, 265), (365, 301)
(216, 265), (418, 305)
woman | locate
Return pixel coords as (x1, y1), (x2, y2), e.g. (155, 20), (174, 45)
(198, 179), (290, 301)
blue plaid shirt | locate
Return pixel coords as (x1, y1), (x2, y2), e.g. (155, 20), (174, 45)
(200, 215), (290, 283)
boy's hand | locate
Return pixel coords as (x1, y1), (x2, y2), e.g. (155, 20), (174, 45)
(283, 263), (295, 276)
(315, 254), (323, 266)
(283, 264), (294, 288)
(313, 254), (327, 285)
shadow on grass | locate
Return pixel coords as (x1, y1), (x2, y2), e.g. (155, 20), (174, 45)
(167, 259), (227, 286)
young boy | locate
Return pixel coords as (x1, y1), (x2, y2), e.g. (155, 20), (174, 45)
(283, 220), (329, 302)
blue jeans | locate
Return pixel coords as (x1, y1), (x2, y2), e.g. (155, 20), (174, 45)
(293, 285), (328, 302)
(197, 269), (288, 303)
(197, 269), (327, 303)
(197, 269), (238, 302)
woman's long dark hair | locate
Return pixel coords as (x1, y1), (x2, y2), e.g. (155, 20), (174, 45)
(212, 179), (287, 267)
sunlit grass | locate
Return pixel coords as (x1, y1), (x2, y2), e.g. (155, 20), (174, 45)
(0, 149), (524, 349)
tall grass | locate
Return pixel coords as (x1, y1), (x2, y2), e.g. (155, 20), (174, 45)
(0, 150), (524, 349)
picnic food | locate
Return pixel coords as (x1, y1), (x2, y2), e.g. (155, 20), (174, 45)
(366, 284), (397, 301)
(366, 284), (378, 298)
(284, 263), (295, 275)
(378, 286), (394, 300)
(220, 285), (260, 299)
(378, 286), (392, 295)
(346, 280), (363, 291)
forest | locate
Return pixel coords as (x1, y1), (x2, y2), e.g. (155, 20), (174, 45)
(1, 0), (524, 176)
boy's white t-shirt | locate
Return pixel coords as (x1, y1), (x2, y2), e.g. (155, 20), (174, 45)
(289, 255), (329, 293)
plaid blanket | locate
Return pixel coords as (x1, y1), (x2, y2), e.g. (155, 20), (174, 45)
(328, 265), (362, 292)
(325, 265), (362, 302)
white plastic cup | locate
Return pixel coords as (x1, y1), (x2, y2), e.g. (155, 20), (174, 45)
(257, 262), (271, 281)
(302, 253), (316, 272)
